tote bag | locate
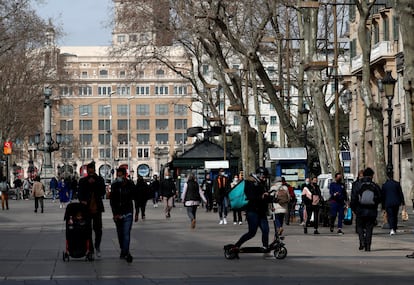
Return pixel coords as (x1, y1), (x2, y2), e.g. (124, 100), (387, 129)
(228, 180), (247, 209)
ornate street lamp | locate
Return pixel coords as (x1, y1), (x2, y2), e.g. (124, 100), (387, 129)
(258, 118), (268, 167)
(299, 107), (310, 149)
(382, 71), (397, 178)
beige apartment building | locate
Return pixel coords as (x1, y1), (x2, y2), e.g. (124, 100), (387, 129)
(347, 2), (411, 195)
(52, 45), (193, 181)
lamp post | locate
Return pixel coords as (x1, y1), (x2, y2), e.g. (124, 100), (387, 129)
(35, 88), (62, 180)
(258, 118), (268, 167)
(382, 71), (397, 178)
(299, 106), (310, 176)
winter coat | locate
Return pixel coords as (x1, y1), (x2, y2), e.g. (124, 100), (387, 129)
(381, 179), (405, 208)
(110, 178), (136, 217)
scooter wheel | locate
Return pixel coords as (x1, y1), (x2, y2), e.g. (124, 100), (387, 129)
(274, 246), (287, 259)
(224, 248), (238, 260)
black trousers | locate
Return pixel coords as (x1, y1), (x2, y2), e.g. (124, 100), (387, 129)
(356, 216), (376, 249)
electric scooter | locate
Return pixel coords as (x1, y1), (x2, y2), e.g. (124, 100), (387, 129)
(223, 235), (287, 260)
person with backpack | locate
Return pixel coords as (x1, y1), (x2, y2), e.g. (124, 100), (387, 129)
(0, 176), (10, 210)
(303, 177), (322, 234)
(270, 177), (290, 237)
(181, 173), (206, 229)
(350, 167), (381, 251)
(381, 171), (405, 236)
(282, 177), (296, 225)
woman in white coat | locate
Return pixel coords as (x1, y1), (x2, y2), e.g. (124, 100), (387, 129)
(181, 173), (207, 229)
(270, 178), (290, 237)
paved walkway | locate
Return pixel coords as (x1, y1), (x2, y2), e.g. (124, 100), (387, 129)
(0, 198), (413, 284)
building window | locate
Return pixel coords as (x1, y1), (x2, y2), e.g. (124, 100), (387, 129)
(60, 105), (74, 117)
(117, 104), (128, 116)
(62, 134), (74, 145)
(233, 115), (240, 126)
(79, 86), (92, 96)
(117, 35), (126, 43)
(155, 69), (165, 77)
(175, 133), (187, 144)
(155, 86), (169, 95)
(271, 132), (278, 142)
(79, 105), (92, 117)
(118, 134), (128, 144)
(136, 86), (150, 95)
(98, 134), (110, 145)
(155, 104), (169, 115)
(129, 34), (137, 42)
(174, 85), (187, 95)
(118, 147), (129, 159)
(81, 71), (88, 78)
(98, 86), (112, 96)
(98, 120), (111, 131)
(79, 120), (92, 131)
(60, 120), (73, 132)
(79, 134), (93, 145)
(270, 116), (277, 126)
(136, 104), (149, 116)
(373, 21), (379, 44)
(116, 86), (130, 95)
(393, 16), (399, 41)
(156, 133), (168, 144)
(137, 119), (150, 130)
(80, 147), (93, 160)
(383, 16), (389, 41)
(62, 149), (73, 160)
(174, 104), (188, 116)
(350, 39), (357, 58)
(99, 147), (111, 159)
(99, 70), (109, 78)
(156, 119), (168, 131)
(137, 147), (150, 159)
(60, 86), (73, 96)
(119, 70), (126, 78)
(174, 119), (187, 130)
(98, 105), (111, 117)
(117, 119), (128, 131)
(137, 134), (150, 145)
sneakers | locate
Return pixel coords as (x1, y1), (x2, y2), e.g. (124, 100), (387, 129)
(95, 248), (101, 258)
(219, 220), (224, 225)
(233, 221), (237, 225)
(314, 230), (320, 235)
(330, 226), (334, 233)
(337, 229), (344, 235)
(390, 230), (396, 236)
(304, 227), (308, 234)
(238, 221), (243, 225)
(125, 253), (133, 263)
(191, 219), (196, 229)
(223, 218), (228, 225)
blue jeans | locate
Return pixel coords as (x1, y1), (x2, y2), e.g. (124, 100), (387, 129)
(235, 211), (269, 248)
(218, 197), (228, 219)
(115, 214), (133, 256)
(330, 201), (345, 229)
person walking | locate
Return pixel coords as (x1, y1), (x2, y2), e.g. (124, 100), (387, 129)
(78, 162), (106, 258)
(135, 175), (151, 220)
(58, 178), (70, 209)
(213, 168), (230, 225)
(110, 167), (136, 263)
(181, 173), (207, 229)
(329, 172), (348, 235)
(381, 172), (405, 236)
(270, 177), (290, 237)
(150, 174), (160, 208)
(350, 167), (381, 251)
(282, 177), (296, 225)
(231, 167), (272, 257)
(231, 174), (243, 225)
(13, 177), (23, 200)
(302, 177), (322, 234)
(201, 173), (213, 212)
(23, 177), (32, 200)
(159, 174), (177, 219)
(0, 176), (10, 210)
(32, 176), (45, 213)
(49, 176), (58, 202)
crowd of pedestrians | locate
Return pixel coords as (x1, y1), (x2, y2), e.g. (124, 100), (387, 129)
(1, 162), (414, 261)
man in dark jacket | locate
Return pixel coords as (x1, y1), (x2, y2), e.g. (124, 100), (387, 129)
(110, 167), (136, 263)
(233, 167), (272, 255)
(381, 173), (405, 236)
(78, 162), (106, 258)
(350, 167), (381, 251)
(213, 168), (230, 224)
(329, 172), (348, 234)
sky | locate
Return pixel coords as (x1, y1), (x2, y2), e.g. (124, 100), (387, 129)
(33, 0), (113, 46)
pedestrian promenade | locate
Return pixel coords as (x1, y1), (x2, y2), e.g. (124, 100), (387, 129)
(0, 199), (413, 284)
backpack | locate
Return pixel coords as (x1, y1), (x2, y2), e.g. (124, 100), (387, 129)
(276, 189), (289, 205)
(0, 181), (8, 192)
(359, 182), (376, 206)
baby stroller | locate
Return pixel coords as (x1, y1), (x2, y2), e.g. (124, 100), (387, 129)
(62, 202), (93, 261)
